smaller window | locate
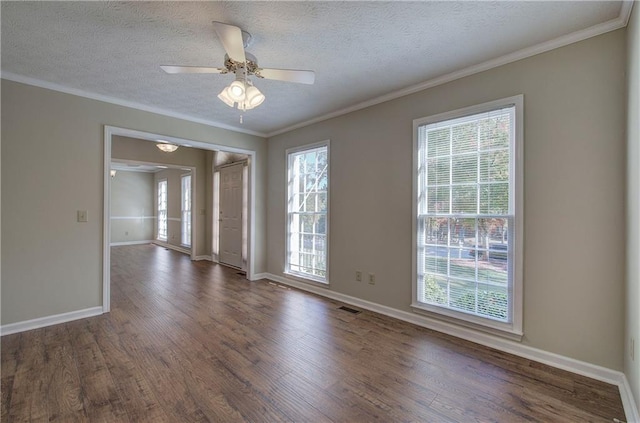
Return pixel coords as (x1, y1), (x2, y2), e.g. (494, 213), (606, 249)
(286, 141), (330, 283)
(181, 174), (192, 247)
(157, 179), (168, 241)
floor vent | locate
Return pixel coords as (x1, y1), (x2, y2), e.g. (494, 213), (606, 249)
(338, 306), (361, 314)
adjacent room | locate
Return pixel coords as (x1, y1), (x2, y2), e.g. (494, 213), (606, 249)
(1, 1), (639, 422)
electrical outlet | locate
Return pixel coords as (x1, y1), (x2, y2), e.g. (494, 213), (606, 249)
(368, 273), (375, 285)
(355, 271), (362, 282)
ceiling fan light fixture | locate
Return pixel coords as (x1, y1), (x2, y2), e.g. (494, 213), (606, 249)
(156, 143), (179, 153)
(217, 87), (235, 107)
(227, 79), (246, 101)
(245, 85), (265, 108)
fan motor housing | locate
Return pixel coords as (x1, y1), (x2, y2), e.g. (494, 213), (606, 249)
(224, 53), (261, 77)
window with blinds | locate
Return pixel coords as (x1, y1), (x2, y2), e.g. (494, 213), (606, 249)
(181, 174), (191, 247)
(286, 141), (329, 283)
(157, 179), (168, 241)
(413, 96), (523, 336)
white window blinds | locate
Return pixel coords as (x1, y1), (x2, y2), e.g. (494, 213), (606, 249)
(415, 101), (521, 330)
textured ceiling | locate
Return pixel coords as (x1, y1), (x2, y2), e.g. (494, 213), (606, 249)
(1, 1), (625, 136)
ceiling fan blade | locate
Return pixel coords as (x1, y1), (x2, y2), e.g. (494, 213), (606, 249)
(258, 68), (315, 84)
(212, 21), (246, 63)
(161, 65), (225, 74)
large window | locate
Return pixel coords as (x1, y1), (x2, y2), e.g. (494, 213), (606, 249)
(181, 174), (192, 247)
(413, 96), (523, 337)
(157, 179), (168, 241)
(286, 141), (329, 283)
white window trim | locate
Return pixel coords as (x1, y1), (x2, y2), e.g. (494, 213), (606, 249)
(181, 173), (192, 248)
(411, 95), (524, 340)
(284, 140), (330, 285)
(157, 178), (168, 242)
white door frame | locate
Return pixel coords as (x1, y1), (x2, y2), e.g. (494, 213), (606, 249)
(103, 125), (257, 313)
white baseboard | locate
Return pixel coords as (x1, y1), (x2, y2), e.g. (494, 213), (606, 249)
(110, 240), (153, 246)
(263, 272), (638, 422)
(250, 272), (269, 281)
(193, 255), (212, 261)
(0, 306), (103, 336)
(152, 241), (191, 255)
(620, 375), (640, 423)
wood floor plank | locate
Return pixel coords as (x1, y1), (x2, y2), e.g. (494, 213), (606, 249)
(1, 244), (628, 422)
(6, 329), (49, 423)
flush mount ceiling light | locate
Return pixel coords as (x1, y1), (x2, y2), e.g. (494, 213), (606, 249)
(156, 142), (179, 153)
(161, 22), (314, 113)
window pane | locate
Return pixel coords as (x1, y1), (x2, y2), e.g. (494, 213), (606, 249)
(318, 173), (328, 191)
(453, 218), (477, 248)
(302, 215), (314, 233)
(305, 193), (317, 212)
(452, 121), (478, 153)
(450, 256), (476, 281)
(425, 254), (447, 276)
(480, 150), (509, 182)
(427, 186), (450, 214)
(449, 279), (476, 314)
(452, 154), (477, 183)
(427, 157), (450, 185)
(476, 284), (508, 320)
(479, 183), (509, 214)
(427, 128), (450, 157)
(452, 185), (477, 214)
(425, 217), (449, 246)
(318, 193), (327, 212)
(480, 114), (510, 150)
(423, 275), (448, 305)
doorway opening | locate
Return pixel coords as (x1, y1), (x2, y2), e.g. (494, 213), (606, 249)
(103, 126), (257, 313)
(110, 159), (196, 258)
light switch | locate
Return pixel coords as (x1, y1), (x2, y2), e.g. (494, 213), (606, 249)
(77, 210), (88, 222)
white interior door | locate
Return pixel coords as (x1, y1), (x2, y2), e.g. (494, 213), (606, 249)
(219, 163), (244, 268)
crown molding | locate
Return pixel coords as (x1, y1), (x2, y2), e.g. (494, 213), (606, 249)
(1, 1), (633, 141)
(266, 2), (634, 138)
(0, 72), (267, 138)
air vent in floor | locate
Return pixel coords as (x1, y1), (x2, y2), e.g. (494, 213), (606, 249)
(338, 306), (361, 314)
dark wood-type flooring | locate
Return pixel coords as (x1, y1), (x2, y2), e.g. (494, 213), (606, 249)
(1, 244), (626, 422)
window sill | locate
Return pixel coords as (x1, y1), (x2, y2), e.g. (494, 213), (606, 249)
(411, 302), (523, 342)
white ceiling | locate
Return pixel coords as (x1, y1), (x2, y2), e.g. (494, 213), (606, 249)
(1, 1), (630, 137)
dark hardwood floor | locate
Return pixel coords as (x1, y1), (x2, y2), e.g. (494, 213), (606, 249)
(1, 244), (626, 422)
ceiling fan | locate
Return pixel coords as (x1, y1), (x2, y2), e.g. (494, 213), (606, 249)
(161, 22), (315, 111)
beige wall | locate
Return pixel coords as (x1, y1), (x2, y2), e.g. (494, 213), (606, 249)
(110, 170), (154, 244)
(626, 2), (640, 409)
(112, 136), (209, 256)
(267, 30), (627, 370)
(1, 79), (267, 325)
